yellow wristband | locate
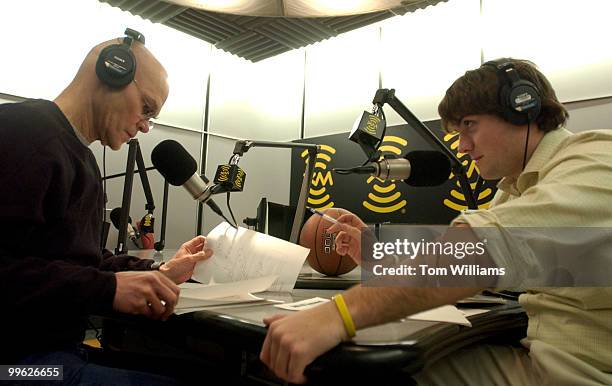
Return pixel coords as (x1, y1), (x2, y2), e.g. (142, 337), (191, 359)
(333, 294), (356, 338)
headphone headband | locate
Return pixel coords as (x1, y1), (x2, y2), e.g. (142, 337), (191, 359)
(123, 28), (146, 46)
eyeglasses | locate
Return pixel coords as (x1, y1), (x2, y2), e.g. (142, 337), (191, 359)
(132, 79), (156, 130)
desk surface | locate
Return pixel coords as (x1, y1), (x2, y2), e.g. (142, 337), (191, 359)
(102, 285), (527, 384)
(109, 250), (527, 383)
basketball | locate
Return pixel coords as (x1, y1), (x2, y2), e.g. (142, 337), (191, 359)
(299, 207), (358, 276)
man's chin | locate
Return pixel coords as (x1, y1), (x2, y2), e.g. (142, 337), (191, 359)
(476, 167), (493, 180)
(479, 171), (504, 180)
(108, 141), (123, 151)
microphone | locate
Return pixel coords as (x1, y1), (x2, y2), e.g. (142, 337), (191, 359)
(151, 140), (225, 217)
(213, 164), (246, 192)
(334, 151), (451, 187)
(109, 207), (142, 248)
(349, 110), (386, 160)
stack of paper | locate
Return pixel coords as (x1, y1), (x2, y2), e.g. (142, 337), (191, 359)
(174, 222), (310, 313)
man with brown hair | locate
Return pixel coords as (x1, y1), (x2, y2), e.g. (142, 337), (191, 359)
(260, 58), (612, 385)
(0, 32), (212, 384)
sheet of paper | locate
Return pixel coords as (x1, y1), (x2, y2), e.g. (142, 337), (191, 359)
(192, 222), (310, 292)
(459, 308), (490, 318)
(176, 292), (262, 310)
(176, 275), (277, 309)
(404, 305), (472, 327)
(274, 297), (330, 311)
(174, 297), (284, 316)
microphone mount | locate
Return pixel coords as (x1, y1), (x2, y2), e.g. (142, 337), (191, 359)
(371, 89), (477, 209)
(231, 140), (319, 244)
(104, 139), (160, 254)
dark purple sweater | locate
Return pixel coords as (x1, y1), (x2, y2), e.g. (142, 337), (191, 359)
(0, 100), (153, 361)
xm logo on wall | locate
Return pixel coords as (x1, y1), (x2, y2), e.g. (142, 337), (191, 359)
(363, 135), (409, 214)
(301, 145), (336, 209)
(442, 132), (494, 211)
(291, 121), (497, 224)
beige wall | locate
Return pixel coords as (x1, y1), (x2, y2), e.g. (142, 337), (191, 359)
(1, 0), (611, 247)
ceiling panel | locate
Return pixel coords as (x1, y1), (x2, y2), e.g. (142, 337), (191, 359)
(99, 0), (447, 62)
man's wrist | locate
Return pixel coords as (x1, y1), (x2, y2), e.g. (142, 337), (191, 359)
(332, 294), (356, 339)
(318, 301), (351, 342)
(150, 261), (165, 270)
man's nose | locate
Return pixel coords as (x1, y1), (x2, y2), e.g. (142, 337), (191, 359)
(138, 120), (150, 134)
(457, 134), (473, 154)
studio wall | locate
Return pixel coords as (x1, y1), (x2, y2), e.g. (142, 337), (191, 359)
(1, 0), (611, 247)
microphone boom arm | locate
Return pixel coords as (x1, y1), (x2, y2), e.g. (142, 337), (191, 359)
(115, 139), (137, 254)
(372, 89), (477, 210)
(232, 140), (319, 244)
(135, 144), (155, 213)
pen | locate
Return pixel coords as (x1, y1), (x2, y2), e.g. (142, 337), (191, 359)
(306, 206), (340, 224)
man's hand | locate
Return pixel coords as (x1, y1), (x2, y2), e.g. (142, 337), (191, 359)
(113, 271), (180, 321)
(327, 213), (367, 264)
(159, 235), (213, 284)
(260, 302), (348, 384)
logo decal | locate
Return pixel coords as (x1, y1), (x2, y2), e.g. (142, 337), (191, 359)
(442, 133), (494, 212)
(301, 145), (336, 209)
(362, 135), (408, 214)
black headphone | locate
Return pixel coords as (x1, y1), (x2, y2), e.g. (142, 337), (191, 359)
(483, 59), (541, 125)
(95, 28), (146, 89)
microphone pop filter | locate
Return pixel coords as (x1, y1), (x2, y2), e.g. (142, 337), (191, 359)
(151, 140), (197, 186)
(405, 151), (451, 187)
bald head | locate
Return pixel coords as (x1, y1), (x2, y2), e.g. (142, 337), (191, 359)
(55, 36), (169, 149)
(130, 40), (169, 104)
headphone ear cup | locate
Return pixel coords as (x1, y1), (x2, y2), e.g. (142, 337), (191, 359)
(95, 44), (136, 89)
(487, 60), (542, 126)
(508, 81), (541, 124)
(500, 81), (542, 125)
(498, 83), (523, 125)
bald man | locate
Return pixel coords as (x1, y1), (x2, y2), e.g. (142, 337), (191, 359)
(0, 33), (211, 384)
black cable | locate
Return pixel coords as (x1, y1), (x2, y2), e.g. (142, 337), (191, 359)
(334, 165), (374, 175)
(378, 107), (387, 143)
(522, 121), (531, 171)
(103, 146), (107, 221)
(212, 209), (235, 229)
(334, 169), (353, 175)
(226, 192), (238, 228)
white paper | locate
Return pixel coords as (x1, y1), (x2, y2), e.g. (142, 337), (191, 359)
(177, 292), (263, 310)
(404, 305), (473, 327)
(176, 275), (277, 309)
(274, 297), (330, 311)
(459, 308), (491, 318)
(174, 302), (269, 315)
(193, 222), (310, 292)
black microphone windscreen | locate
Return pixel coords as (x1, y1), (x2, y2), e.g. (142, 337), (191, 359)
(405, 151), (451, 187)
(151, 140), (197, 186)
(109, 208), (121, 228)
(109, 207), (133, 229)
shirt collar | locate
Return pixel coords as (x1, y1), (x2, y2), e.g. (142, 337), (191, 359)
(497, 128), (572, 196)
(71, 124), (92, 148)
